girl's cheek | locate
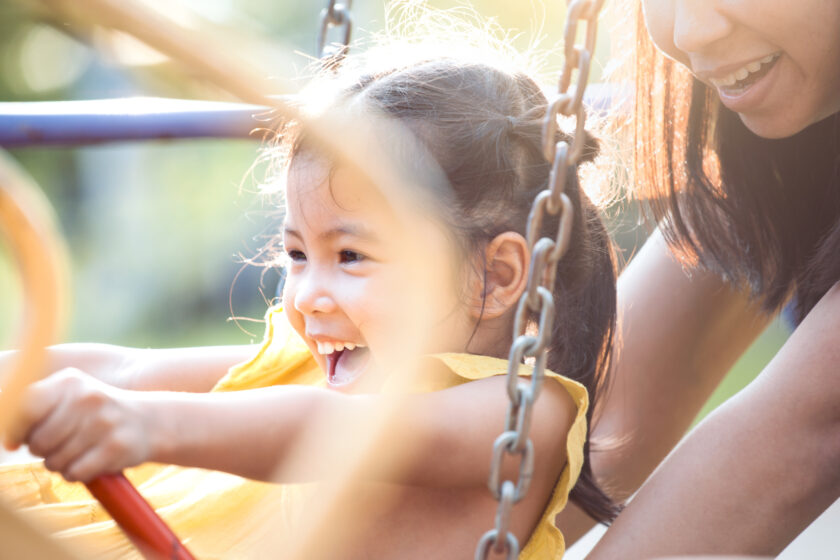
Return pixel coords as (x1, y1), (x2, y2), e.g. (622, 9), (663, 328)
(344, 276), (397, 332)
(281, 280), (305, 333)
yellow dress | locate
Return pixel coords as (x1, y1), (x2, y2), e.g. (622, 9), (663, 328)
(0, 307), (588, 559)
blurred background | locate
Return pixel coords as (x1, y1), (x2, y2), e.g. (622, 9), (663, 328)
(4, 0), (832, 557)
(0, 0), (787, 411)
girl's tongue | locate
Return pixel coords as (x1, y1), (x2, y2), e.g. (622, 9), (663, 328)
(325, 346), (371, 388)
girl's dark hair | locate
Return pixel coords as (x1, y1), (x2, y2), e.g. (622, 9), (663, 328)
(632, 5), (840, 320)
(280, 58), (620, 523)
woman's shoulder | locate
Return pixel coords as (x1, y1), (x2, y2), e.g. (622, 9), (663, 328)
(784, 280), (840, 360)
(792, 219), (840, 322)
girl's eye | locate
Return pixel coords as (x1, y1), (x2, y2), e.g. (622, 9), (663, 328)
(339, 249), (366, 264)
(286, 249), (307, 263)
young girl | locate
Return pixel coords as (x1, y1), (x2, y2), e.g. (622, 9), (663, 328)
(2, 46), (619, 559)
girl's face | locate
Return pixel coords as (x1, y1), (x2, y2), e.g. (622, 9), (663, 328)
(281, 156), (477, 392)
(642, 0), (840, 138)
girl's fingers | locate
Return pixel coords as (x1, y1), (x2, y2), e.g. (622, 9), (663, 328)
(42, 415), (100, 476)
(62, 444), (120, 483)
(3, 378), (64, 450)
(26, 395), (77, 458)
(5, 368), (139, 482)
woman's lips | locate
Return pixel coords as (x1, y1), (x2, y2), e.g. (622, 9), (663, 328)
(713, 54), (783, 114)
(707, 53), (780, 90)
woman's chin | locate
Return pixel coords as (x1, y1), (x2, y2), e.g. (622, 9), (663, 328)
(738, 112), (809, 140)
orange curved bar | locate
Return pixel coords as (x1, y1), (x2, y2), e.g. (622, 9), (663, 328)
(0, 152), (195, 559)
(0, 151), (67, 438)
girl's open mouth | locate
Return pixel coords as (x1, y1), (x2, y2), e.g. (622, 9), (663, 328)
(324, 345), (371, 389)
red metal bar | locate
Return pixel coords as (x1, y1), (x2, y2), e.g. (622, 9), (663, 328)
(86, 473), (196, 560)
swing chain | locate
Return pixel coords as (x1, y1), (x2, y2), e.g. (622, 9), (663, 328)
(317, 0), (354, 63)
(475, 1), (604, 558)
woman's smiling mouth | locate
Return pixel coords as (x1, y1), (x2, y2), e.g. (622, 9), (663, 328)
(708, 53), (781, 93)
(698, 52), (784, 115)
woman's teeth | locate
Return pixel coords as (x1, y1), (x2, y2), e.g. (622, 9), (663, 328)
(315, 340), (365, 355)
(710, 54), (779, 88)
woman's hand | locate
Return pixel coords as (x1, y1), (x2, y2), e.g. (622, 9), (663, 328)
(3, 368), (158, 482)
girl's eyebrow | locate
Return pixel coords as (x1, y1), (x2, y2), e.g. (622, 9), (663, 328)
(283, 224), (380, 243)
(283, 227), (302, 241)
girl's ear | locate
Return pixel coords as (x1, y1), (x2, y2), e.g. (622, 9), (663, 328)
(469, 232), (529, 320)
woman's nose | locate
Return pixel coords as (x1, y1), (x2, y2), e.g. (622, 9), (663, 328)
(292, 272), (337, 315)
(673, 0), (734, 55)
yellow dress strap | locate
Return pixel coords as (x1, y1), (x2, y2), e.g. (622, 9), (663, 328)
(427, 353), (588, 560)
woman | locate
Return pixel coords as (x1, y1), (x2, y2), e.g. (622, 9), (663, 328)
(556, 0), (840, 557)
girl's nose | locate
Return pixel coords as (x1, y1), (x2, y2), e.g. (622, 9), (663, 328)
(292, 272), (337, 315)
(673, 0), (734, 55)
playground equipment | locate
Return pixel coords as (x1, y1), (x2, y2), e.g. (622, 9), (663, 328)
(0, 150), (76, 560)
(0, 1), (606, 558)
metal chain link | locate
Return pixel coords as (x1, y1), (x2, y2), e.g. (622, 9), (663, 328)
(474, 1), (605, 557)
(317, 0), (354, 65)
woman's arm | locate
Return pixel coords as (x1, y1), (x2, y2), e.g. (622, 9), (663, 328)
(589, 281), (840, 557)
(1, 343), (257, 392)
(558, 230), (770, 539)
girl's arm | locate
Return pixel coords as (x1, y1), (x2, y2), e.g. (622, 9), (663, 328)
(5, 367), (576, 490)
(589, 280), (840, 557)
(2, 343), (257, 392)
(152, 375), (576, 486)
(558, 230), (770, 540)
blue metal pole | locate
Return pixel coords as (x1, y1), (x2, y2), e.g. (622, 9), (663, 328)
(0, 98), (271, 147)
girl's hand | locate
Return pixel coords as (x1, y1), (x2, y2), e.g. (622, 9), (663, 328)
(3, 368), (157, 482)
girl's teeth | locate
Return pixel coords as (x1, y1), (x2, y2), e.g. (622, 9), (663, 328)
(746, 61), (761, 72)
(735, 68), (749, 81)
(315, 340), (366, 355)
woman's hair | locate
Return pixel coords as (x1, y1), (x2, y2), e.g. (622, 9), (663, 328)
(631, 3), (840, 320)
(272, 56), (621, 522)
